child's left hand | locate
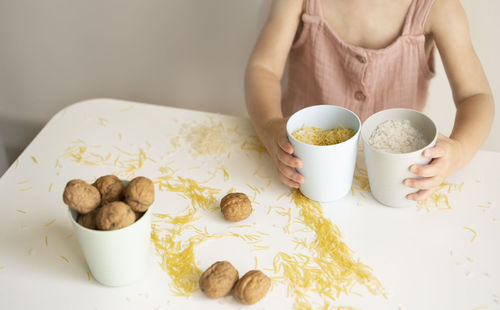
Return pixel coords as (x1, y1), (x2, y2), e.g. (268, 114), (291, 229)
(404, 134), (464, 201)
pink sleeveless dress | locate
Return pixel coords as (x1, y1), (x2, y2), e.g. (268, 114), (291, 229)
(282, 0), (436, 122)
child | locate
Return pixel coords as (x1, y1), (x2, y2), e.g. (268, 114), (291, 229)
(245, 0), (494, 201)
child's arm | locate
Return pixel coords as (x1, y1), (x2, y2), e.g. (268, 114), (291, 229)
(405, 0), (495, 201)
(245, 0), (305, 188)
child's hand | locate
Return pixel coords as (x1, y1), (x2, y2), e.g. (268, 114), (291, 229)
(261, 118), (304, 188)
(404, 134), (463, 201)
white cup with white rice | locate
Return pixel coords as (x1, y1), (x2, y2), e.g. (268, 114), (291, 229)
(361, 108), (438, 207)
(287, 105), (361, 202)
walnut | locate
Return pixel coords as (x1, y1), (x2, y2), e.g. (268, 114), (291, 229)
(220, 192), (252, 222)
(63, 179), (101, 214)
(233, 270), (271, 305)
(124, 176), (154, 212)
(96, 201), (135, 230)
(93, 175), (124, 204)
(134, 211), (144, 221)
(199, 261), (239, 299)
(77, 208), (99, 230)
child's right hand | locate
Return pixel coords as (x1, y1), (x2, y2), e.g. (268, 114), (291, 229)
(261, 118), (304, 188)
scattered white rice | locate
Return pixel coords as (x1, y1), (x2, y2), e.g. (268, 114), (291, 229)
(368, 120), (428, 153)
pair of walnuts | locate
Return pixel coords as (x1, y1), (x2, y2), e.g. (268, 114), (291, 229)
(199, 261), (271, 305)
(63, 175), (154, 230)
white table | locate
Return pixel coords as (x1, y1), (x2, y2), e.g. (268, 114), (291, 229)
(0, 99), (498, 310)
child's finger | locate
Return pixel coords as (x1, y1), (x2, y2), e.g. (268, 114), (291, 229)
(278, 135), (294, 154)
(409, 158), (444, 178)
(277, 162), (304, 184)
(406, 188), (435, 201)
(277, 172), (301, 188)
(404, 175), (441, 190)
(423, 144), (446, 158)
(277, 148), (302, 169)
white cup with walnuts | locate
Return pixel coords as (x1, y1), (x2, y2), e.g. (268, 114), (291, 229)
(64, 175), (155, 286)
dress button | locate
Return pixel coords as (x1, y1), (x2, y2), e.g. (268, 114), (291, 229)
(354, 91), (366, 101)
(355, 54), (367, 64)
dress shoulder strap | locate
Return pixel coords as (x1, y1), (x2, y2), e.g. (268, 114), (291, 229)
(304, 0), (322, 17)
(402, 0), (436, 35)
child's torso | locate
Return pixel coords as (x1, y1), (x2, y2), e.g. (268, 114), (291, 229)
(283, 0), (437, 122)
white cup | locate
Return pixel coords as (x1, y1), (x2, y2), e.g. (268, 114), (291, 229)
(361, 108), (438, 207)
(286, 105), (361, 202)
(68, 202), (152, 286)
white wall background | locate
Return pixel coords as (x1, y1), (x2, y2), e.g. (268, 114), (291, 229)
(0, 0), (499, 174)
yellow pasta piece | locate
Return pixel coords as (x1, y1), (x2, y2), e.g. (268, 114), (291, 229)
(45, 219), (56, 227)
(464, 227), (477, 242)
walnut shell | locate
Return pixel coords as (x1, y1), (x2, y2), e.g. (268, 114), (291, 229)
(93, 175), (124, 204)
(199, 261), (239, 299)
(77, 208), (99, 230)
(96, 201), (135, 230)
(63, 179), (101, 214)
(124, 176), (154, 212)
(220, 192), (252, 222)
(233, 270), (270, 305)
(134, 211), (144, 221)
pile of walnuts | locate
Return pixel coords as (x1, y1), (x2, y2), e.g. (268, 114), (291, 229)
(63, 175), (154, 230)
(199, 261), (271, 305)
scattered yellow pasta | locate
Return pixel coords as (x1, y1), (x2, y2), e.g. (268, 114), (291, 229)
(418, 182), (463, 211)
(60, 256), (70, 263)
(241, 135), (267, 155)
(183, 118), (235, 156)
(272, 190), (383, 308)
(351, 164), (370, 197)
(31, 156), (39, 164)
(151, 224), (203, 296)
(156, 176), (221, 211)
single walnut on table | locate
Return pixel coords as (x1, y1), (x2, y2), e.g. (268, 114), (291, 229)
(233, 270), (271, 305)
(199, 261), (239, 299)
(124, 176), (155, 212)
(220, 192), (252, 222)
(96, 201), (136, 231)
(63, 179), (101, 214)
(93, 174), (124, 204)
